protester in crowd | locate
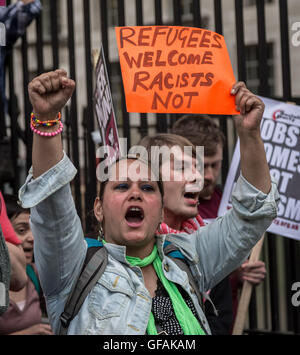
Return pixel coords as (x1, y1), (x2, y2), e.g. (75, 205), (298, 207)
(136, 133), (234, 334)
(18, 69), (278, 334)
(172, 115), (225, 219)
(0, 194), (52, 335)
(5, 194), (48, 313)
(0, 191), (27, 293)
(172, 115), (268, 325)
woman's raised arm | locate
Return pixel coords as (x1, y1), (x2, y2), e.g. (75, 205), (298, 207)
(231, 82), (271, 194)
(28, 69), (75, 178)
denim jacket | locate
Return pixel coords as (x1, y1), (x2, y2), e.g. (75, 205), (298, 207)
(19, 154), (279, 335)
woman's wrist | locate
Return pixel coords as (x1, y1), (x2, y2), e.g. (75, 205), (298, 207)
(237, 127), (262, 142)
(32, 111), (61, 122)
(31, 112), (63, 137)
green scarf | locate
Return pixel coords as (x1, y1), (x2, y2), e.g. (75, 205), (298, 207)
(26, 264), (40, 295)
(126, 245), (205, 335)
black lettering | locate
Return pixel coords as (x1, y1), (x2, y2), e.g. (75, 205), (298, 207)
(138, 27), (152, 46)
(180, 73), (189, 88)
(151, 26), (169, 46)
(200, 72), (214, 86)
(120, 27), (136, 48)
(149, 71), (163, 90)
(201, 51), (213, 65)
(123, 52), (143, 69)
(187, 54), (201, 65)
(187, 29), (202, 48)
(199, 30), (211, 48)
(175, 75), (180, 87)
(168, 50), (178, 66)
(164, 73), (174, 89)
(191, 73), (204, 87)
(212, 33), (222, 49)
(172, 94), (183, 108)
(178, 53), (187, 65)
(133, 71), (150, 91)
(178, 28), (189, 48)
(151, 91), (172, 110)
(155, 50), (167, 66)
(166, 27), (179, 46)
(143, 52), (154, 67)
(184, 92), (199, 108)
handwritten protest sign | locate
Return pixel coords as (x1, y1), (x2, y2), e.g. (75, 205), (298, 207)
(94, 45), (121, 168)
(218, 97), (300, 241)
(115, 26), (239, 115)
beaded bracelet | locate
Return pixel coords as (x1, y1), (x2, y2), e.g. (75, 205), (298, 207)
(31, 112), (61, 128)
(30, 121), (64, 137)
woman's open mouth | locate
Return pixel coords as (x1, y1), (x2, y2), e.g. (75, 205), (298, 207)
(184, 191), (199, 205)
(23, 246), (33, 262)
(125, 206), (145, 227)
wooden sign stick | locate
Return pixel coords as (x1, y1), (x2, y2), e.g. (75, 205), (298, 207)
(232, 234), (265, 335)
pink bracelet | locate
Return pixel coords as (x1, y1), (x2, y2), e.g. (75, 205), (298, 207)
(30, 121), (64, 137)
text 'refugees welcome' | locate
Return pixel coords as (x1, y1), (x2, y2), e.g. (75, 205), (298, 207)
(116, 26), (238, 115)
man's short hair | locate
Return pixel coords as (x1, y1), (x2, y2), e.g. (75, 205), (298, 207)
(138, 133), (196, 157)
(171, 115), (225, 156)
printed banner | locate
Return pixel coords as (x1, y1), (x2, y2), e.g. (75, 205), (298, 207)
(94, 45), (121, 168)
(115, 26), (239, 115)
(0, 1), (6, 7)
(218, 97), (300, 241)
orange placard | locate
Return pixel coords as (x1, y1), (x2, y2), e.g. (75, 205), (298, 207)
(115, 26), (239, 115)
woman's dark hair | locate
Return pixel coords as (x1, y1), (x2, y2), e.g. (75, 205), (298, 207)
(3, 194), (29, 220)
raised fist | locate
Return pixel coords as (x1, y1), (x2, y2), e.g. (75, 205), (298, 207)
(231, 81), (265, 134)
(28, 69), (75, 121)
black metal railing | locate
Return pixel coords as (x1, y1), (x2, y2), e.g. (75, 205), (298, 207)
(1, 0), (299, 335)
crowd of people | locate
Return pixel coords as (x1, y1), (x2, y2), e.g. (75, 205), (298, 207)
(0, 1), (279, 336)
(3, 70), (276, 335)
